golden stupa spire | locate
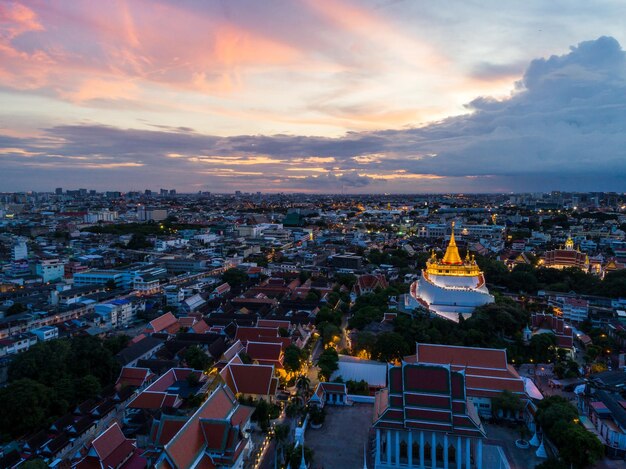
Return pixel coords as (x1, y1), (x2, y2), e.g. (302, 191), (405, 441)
(442, 222), (463, 265)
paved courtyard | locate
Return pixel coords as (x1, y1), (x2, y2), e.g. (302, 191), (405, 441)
(484, 423), (542, 469)
(305, 404), (373, 469)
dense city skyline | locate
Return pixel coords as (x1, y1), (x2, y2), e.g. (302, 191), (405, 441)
(1, 1), (626, 192)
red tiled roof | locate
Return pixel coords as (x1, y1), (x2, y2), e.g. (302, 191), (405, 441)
(214, 283), (231, 295)
(320, 382), (346, 394)
(235, 326), (279, 343)
(246, 341), (283, 364)
(164, 386), (250, 469)
(177, 317), (196, 328)
(116, 367), (154, 388)
(158, 419), (186, 446)
(127, 368), (204, 409)
(249, 335), (292, 350)
(415, 343), (507, 369)
(374, 363), (485, 439)
(191, 319), (210, 333)
(146, 312), (178, 333)
(352, 273), (388, 296)
(220, 362), (276, 396)
(82, 423), (140, 469)
(257, 319), (291, 329)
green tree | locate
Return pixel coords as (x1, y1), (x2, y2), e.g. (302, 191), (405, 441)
(184, 345), (211, 371)
(555, 421), (604, 468)
(317, 348), (339, 381)
(491, 390), (523, 420)
(284, 345), (305, 374)
(345, 379), (369, 395)
(309, 405), (325, 425)
(22, 460), (49, 469)
(103, 334), (130, 355)
(273, 423), (291, 466)
(529, 333), (557, 363)
(222, 268), (248, 288)
(319, 322), (341, 345)
(75, 375), (102, 402)
(0, 379), (54, 439)
(6, 302), (27, 316)
(353, 331), (377, 357)
(286, 444), (314, 469)
(536, 396), (603, 468)
(372, 332), (410, 362)
(295, 375), (311, 401)
(126, 233), (152, 250)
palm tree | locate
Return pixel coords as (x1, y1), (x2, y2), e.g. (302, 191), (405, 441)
(295, 375), (311, 404)
(273, 423), (290, 467)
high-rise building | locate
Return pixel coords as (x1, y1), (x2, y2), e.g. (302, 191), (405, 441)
(55, 187), (63, 195)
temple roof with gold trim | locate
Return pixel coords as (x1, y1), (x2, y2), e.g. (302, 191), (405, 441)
(426, 222), (482, 277)
(442, 223), (463, 265)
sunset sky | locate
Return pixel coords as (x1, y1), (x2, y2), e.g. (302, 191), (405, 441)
(1, 0), (626, 193)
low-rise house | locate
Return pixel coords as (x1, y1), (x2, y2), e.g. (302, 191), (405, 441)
(144, 312), (179, 335)
(586, 389), (626, 458)
(31, 325), (59, 342)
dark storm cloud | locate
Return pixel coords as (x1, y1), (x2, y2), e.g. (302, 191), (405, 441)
(1, 37), (625, 192)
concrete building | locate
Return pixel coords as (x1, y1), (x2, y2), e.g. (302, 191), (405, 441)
(12, 240), (28, 261)
(35, 259), (65, 283)
(31, 325), (59, 342)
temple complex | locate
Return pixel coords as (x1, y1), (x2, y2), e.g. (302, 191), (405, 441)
(409, 223), (494, 321)
(541, 236), (589, 271)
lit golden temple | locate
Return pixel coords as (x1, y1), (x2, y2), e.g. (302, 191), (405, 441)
(409, 222), (494, 321)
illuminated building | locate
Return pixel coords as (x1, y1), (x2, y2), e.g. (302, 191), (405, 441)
(541, 237), (589, 271)
(409, 223), (494, 321)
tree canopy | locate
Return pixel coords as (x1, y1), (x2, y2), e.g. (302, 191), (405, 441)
(183, 345), (212, 371)
(2, 336), (120, 440)
(317, 348), (339, 381)
(284, 345), (306, 374)
(536, 396), (604, 468)
(221, 268), (249, 288)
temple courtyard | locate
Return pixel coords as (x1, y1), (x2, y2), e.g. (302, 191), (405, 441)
(305, 404), (373, 469)
(305, 405), (548, 469)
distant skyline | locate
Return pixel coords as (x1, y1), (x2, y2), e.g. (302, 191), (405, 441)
(1, 1), (626, 193)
